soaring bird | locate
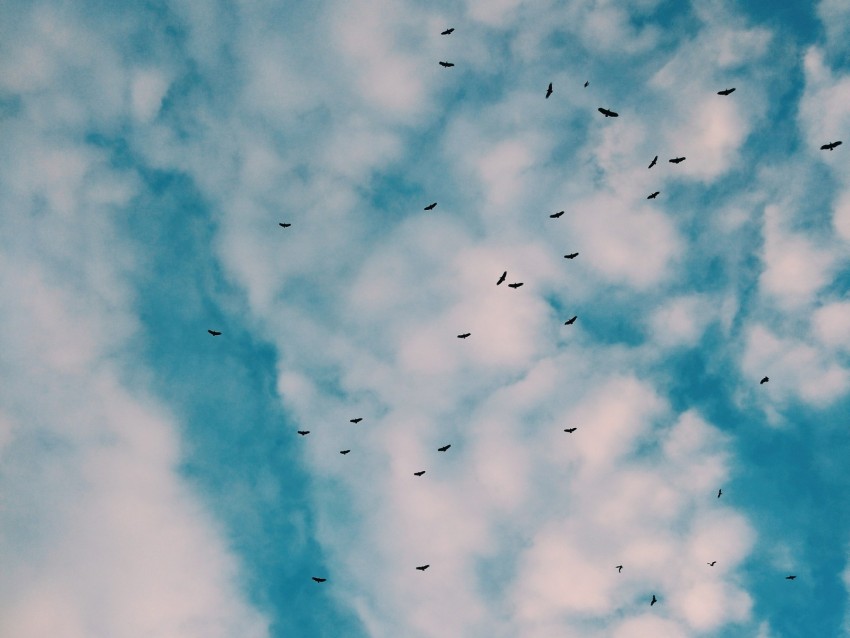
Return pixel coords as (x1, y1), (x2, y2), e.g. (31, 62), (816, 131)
(717, 87), (736, 96)
(297, 430), (310, 436)
(546, 82), (553, 99)
(648, 155), (658, 169)
(414, 471), (426, 476)
(424, 202), (437, 210)
(708, 561), (717, 566)
(508, 282), (524, 289)
(550, 210), (565, 218)
(437, 444), (451, 452)
(350, 418), (363, 424)
(564, 315), (577, 325)
(717, 489), (723, 498)
(650, 595), (658, 606)
(821, 140), (842, 151)
(760, 376), (769, 384)
(441, 28), (454, 35)
(786, 575), (796, 580)
(416, 564), (430, 571)
(497, 271), (507, 285)
(278, 222), (292, 228)
(564, 427), (577, 433)
(439, 61), (454, 68)
(208, 330), (222, 336)
(616, 565), (623, 573)
(564, 252), (579, 259)
(457, 332), (471, 339)
(584, 80), (589, 87)
(647, 191), (660, 199)
(340, 449), (351, 455)
(598, 107), (619, 117)
(312, 577), (327, 583)
(669, 157), (686, 164)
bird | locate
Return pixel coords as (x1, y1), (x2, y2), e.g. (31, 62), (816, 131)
(564, 316), (577, 325)
(648, 155), (658, 169)
(598, 107), (618, 117)
(278, 222), (292, 228)
(441, 27), (454, 35)
(717, 489), (723, 498)
(546, 82), (553, 99)
(340, 449), (351, 455)
(821, 140), (842, 151)
(647, 191), (660, 199)
(416, 564), (430, 571)
(497, 271), (507, 285)
(424, 202), (437, 210)
(669, 157), (686, 164)
(312, 577), (327, 583)
(550, 210), (565, 218)
(708, 561), (717, 566)
(350, 418), (363, 424)
(208, 330), (222, 336)
(437, 444), (451, 452)
(457, 332), (471, 339)
(786, 575), (796, 580)
(439, 61), (454, 68)
(508, 282), (524, 289)
(414, 471), (426, 476)
(564, 252), (579, 259)
(717, 87), (736, 96)
(564, 427), (577, 433)
(650, 595), (658, 606)
(584, 80), (589, 87)
(615, 565), (623, 573)
(297, 430), (310, 436)
(760, 376), (769, 384)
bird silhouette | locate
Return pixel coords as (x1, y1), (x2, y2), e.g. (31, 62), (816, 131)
(786, 575), (796, 580)
(457, 332), (471, 339)
(546, 82), (553, 99)
(350, 418), (363, 424)
(647, 191), (660, 199)
(760, 376), (769, 384)
(414, 471), (426, 476)
(650, 595), (658, 606)
(564, 427), (577, 433)
(616, 565), (623, 573)
(550, 210), (565, 218)
(312, 577), (327, 583)
(717, 489), (723, 498)
(648, 155), (658, 169)
(508, 282), (523, 289)
(340, 450), (350, 455)
(821, 140), (842, 151)
(439, 61), (454, 68)
(297, 430), (310, 436)
(441, 28), (454, 35)
(708, 561), (717, 566)
(424, 202), (437, 210)
(717, 87), (736, 96)
(669, 157), (686, 164)
(208, 330), (222, 336)
(564, 252), (579, 259)
(437, 444), (451, 452)
(598, 107), (619, 117)
(584, 80), (589, 87)
(278, 222), (292, 228)
(497, 271), (507, 285)
(564, 316), (577, 325)
(416, 564), (430, 571)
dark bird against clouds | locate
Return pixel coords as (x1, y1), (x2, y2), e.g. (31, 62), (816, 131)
(340, 450), (351, 455)
(550, 210), (564, 218)
(497, 271), (507, 285)
(717, 87), (736, 95)
(546, 82), (553, 98)
(564, 427), (577, 433)
(208, 330), (221, 336)
(584, 80), (589, 87)
(821, 140), (842, 150)
(647, 191), (660, 199)
(669, 157), (686, 164)
(457, 332), (471, 339)
(708, 561), (717, 566)
(786, 575), (797, 580)
(414, 471), (426, 476)
(616, 565), (623, 573)
(760, 376), (769, 384)
(564, 315), (577, 325)
(508, 282), (523, 289)
(278, 222), (291, 228)
(424, 202), (437, 210)
(648, 155), (658, 169)
(651, 595), (658, 606)
(297, 430), (310, 436)
(437, 444), (451, 452)
(717, 489), (723, 498)
(564, 252), (579, 259)
(312, 577), (327, 583)
(598, 107), (619, 117)
(416, 564), (430, 571)
(441, 27), (454, 35)
(439, 61), (454, 68)
(350, 418), (363, 424)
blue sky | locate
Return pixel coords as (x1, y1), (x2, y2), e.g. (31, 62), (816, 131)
(2, 0), (850, 636)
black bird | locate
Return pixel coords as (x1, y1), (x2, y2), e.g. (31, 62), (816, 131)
(424, 202), (437, 210)
(717, 88), (736, 96)
(648, 155), (658, 169)
(546, 82), (553, 99)
(416, 564), (430, 571)
(647, 191), (660, 199)
(439, 61), (454, 68)
(584, 80), (589, 87)
(312, 577), (327, 583)
(669, 157), (686, 164)
(350, 418), (363, 424)
(414, 471), (426, 476)
(760, 376), (769, 384)
(708, 561), (717, 566)
(457, 332), (471, 339)
(564, 315), (577, 325)
(508, 282), (523, 289)
(340, 449), (350, 455)
(650, 595), (658, 606)
(564, 427), (577, 433)
(497, 271), (507, 285)
(786, 575), (796, 580)
(297, 430), (310, 436)
(208, 330), (222, 336)
(717, 489), (723, 498)
(437, 444), (451, 452)
(278, 222), (292, 228)
(616, 565), (623, 573)
(598, 107), (619, 117)
(821, 141), (842, 151)
(564, 252), (579, 259)
(550, 210), (565, 218)
(441, 28), (454, 35)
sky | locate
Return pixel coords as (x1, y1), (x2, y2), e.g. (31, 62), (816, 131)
(1, 0), (850, 636)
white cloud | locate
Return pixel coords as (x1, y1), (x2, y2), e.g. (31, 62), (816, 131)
(130, 69), (170, 123)
(812, 301), (850, 352)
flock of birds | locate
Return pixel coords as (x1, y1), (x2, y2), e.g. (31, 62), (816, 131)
(203, 25), (844, 613)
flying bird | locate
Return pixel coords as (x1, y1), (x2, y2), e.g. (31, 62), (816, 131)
(821, 140), (842, 151)
(550, 210), (565, 218)
(297, 430), (310, 436)
(564, 315), (577, 325)
(441, 28), (454, 35)
(508, 282), (524, 289)
(669, 157), (686, 164)
(584, 80), (589, 87)
(437, 444), (451, 452)
(717, 87), (736, 96)
(416, 564), (430, 571)
(616, 565), (623, 573)
(564, 252), (579, 259)
(439, 61), (454, 68)
(598, 107), (619, 117)
(647, 191), (660, 199)
(760, 376), (769, 384)
(786, 575), (796, 580)
(564, 427), (577, 433)
(457, 332), (471, 339)
(546, 82), (553, 98)
(708, 561), (717, 566)
(208, 330), (222, 336)
(497, 271), (507, 285)
(414, 471), (426, 476)
(340, 449), (350, 455)
(650, 595), (658, 606)
(350, 418), (363, 424)
(424, 202), (437, 210)
(648, 155), (658, 169)
(278, 222), (292, 228)
(312, 577), (327, 583)
(717, 489), (723, 498)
